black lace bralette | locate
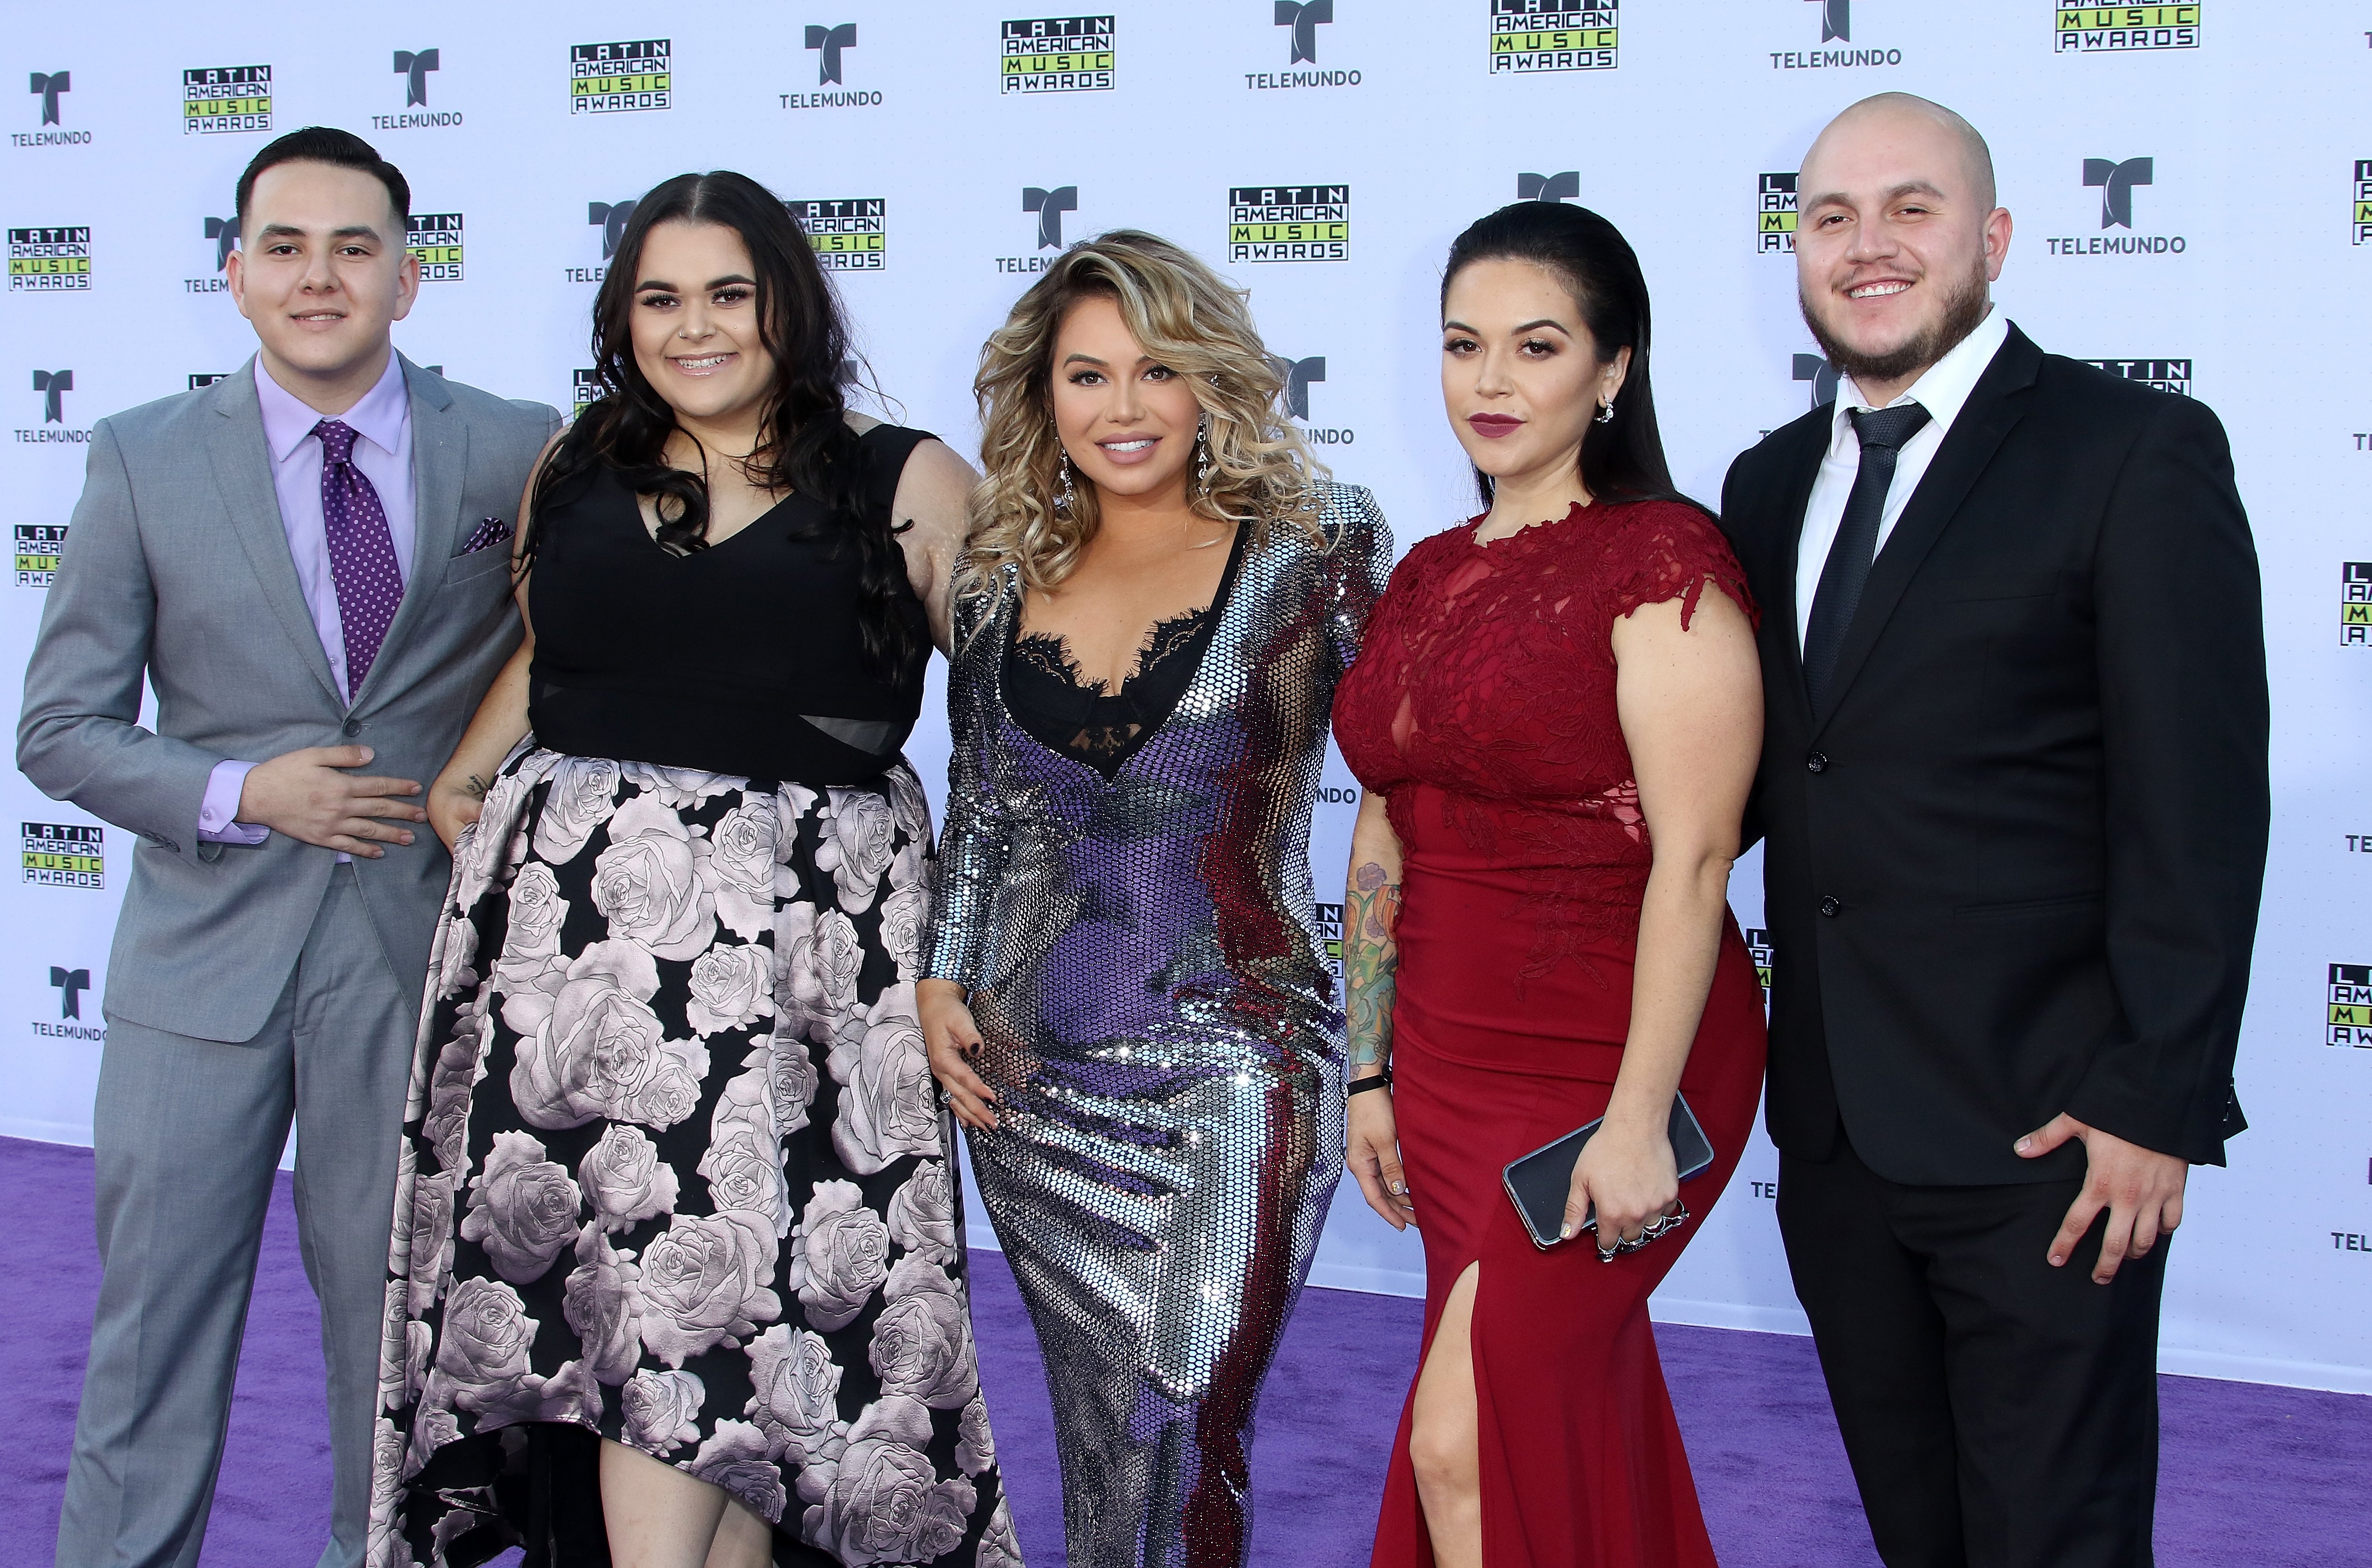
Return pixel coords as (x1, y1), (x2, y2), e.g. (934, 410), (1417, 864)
(1002, 528), (1247, 778)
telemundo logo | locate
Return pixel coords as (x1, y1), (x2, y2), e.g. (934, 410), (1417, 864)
(38, 963), (102, 1041)
(1001, 186), (1076, 273)
(15, 524), (65, 587)
(18, 71), (87, 147)
(184, 65), (272, 135)
(21, 367), (92, 445)
(1792, 353), (1841, 409)
(789, 198), (885, 271)
(31, 70), (68, 124)
(395, 49), (438, 105)
(785, 22), (881, 107)
(1270, 354), (1351, 445)
(2055, 2), (2198, 53)
(377, 49), (460, 129)
(49, 964), (90, 1019)
(32, 369), (70, 424)
(9, 225), (89, 291)
(570, 199), (637, 284)
(1228, 184), (1349, 264)
(21, 822), (103, 889)
(1757, 173), (1797, 253)
(2049, 156), (2184, 257)
(406, 214), (464, 282)
(1771, 0), (1902, 69)
(1277, 1), (1332, 62)
(1491, 0), (1618, 73)
(807, 23), (856, 82)
(186, 215), (236, 294)
(1251, 1), (1358, 89)
(2085, 156), (2151, 228)
(571, 40), (671, 114)
(1518, 172), (1580, 202)
(1001, 16), (1115, 93)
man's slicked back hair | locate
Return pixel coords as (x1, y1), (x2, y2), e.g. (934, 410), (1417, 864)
(234, 127), (410, 229)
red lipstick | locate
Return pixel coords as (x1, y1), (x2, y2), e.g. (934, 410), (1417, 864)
(1466, 413), (1523, 439)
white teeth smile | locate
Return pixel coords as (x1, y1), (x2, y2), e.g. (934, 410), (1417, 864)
(1102, 439), (1154, 452)
(676, 354), (731, 371)
(1849, 281), (1911, 298)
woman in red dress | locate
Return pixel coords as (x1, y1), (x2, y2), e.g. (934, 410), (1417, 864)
(1331, 202), (1768, 1567)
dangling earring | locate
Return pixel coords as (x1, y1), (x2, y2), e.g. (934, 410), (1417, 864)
(1594, 396), (1616, 426)
(1194, 415), (1213, 492)
(1054, 449), (1076, 513)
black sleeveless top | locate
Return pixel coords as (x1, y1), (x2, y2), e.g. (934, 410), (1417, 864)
(527, 424), (933, 785)
(1002, 521), (1248, 779)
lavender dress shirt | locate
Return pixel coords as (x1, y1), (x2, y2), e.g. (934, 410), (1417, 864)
(198, 353), (417, 844)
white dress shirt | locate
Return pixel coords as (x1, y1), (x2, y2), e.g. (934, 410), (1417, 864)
(1794, 309), (2010, 649)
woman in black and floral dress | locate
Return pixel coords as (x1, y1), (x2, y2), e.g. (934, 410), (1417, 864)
(370, 172), (1013, 1568)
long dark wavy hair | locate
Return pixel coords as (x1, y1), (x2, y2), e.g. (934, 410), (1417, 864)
(1442, 201), (1705, 516)
(524, 170), (918, 683)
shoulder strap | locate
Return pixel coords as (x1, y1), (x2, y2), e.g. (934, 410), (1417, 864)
(856, 424), (937, 522)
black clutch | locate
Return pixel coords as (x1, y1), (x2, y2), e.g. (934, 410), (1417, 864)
(1501, 1094), (1716, 1251)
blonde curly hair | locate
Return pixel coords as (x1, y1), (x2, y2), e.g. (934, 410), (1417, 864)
(963, 230), (1326, 599)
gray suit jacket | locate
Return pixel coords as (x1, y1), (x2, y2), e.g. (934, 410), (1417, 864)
(18, 355), (558, 1042)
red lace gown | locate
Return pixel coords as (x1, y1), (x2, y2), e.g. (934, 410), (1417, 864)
(1331, 500), (1769, 1567)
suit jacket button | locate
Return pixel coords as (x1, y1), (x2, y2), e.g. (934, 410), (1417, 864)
(342, 719), (362, 737)
(1807, 751), (1828, 773)
(1818, 895), (1842, 917)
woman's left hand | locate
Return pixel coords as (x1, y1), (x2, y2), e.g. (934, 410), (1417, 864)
(1564, 1119), (1680, 1251)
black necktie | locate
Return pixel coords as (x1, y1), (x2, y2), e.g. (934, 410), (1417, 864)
(1803, 401), (1932, 708)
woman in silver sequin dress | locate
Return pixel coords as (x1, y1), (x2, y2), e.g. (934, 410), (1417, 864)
(918, 232), (1392, 1567)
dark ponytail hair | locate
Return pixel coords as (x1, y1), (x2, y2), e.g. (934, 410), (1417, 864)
(524, 170), (918, 685)
(1442, 202), (1705, 516)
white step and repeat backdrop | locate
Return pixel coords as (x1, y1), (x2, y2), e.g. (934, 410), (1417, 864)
(5, 2), (2367, 1392)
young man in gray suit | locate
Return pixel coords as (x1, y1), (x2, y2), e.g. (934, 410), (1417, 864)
(18, 128), (557, 1568)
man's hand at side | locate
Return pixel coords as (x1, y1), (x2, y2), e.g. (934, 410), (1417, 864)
(236, 746), (426, 857)
(2017, 1112), (2188, 1284)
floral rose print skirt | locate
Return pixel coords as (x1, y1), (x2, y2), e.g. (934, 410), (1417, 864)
(370, 748), (1018, 1568)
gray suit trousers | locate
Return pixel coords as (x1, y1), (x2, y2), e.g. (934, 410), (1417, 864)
(58, 868), (414, 1568)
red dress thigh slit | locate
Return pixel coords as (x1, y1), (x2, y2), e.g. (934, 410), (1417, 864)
(1379, 928), (1766, 1568)
(1330, 500), (1770, 1567)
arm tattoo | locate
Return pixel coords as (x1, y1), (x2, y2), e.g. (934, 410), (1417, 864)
(464, 775), (490, 801)
(1344, 859), (1401, 1075)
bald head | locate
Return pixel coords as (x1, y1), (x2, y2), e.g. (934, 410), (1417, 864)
(1791, 92), (2011, 407)
(1806, 93), (1996, 213)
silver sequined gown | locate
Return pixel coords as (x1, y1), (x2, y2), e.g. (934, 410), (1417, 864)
(924, 481), (1391, 1567)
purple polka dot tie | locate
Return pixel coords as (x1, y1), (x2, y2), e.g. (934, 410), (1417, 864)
(315, 419), (403, 702)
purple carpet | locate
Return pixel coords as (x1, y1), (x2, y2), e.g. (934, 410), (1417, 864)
(2, 1135), (2363, 1568)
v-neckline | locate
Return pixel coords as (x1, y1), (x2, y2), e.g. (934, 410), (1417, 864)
(1002, 523), (1251, 780)
(632, 487), (797, 559)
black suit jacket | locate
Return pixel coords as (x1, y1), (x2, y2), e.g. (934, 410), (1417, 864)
(1719, 324), (2267, 1185)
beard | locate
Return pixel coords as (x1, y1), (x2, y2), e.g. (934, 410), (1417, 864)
(1800, 257), (1991, 393)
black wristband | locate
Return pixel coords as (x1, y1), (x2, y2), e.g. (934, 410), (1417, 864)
(1347, 1070), (1393, 1097)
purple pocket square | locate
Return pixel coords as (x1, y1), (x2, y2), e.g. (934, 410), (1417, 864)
(458, 516), (514, 555)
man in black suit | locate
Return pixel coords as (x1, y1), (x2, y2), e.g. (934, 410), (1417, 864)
(1719, 93), (2267, 1567)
